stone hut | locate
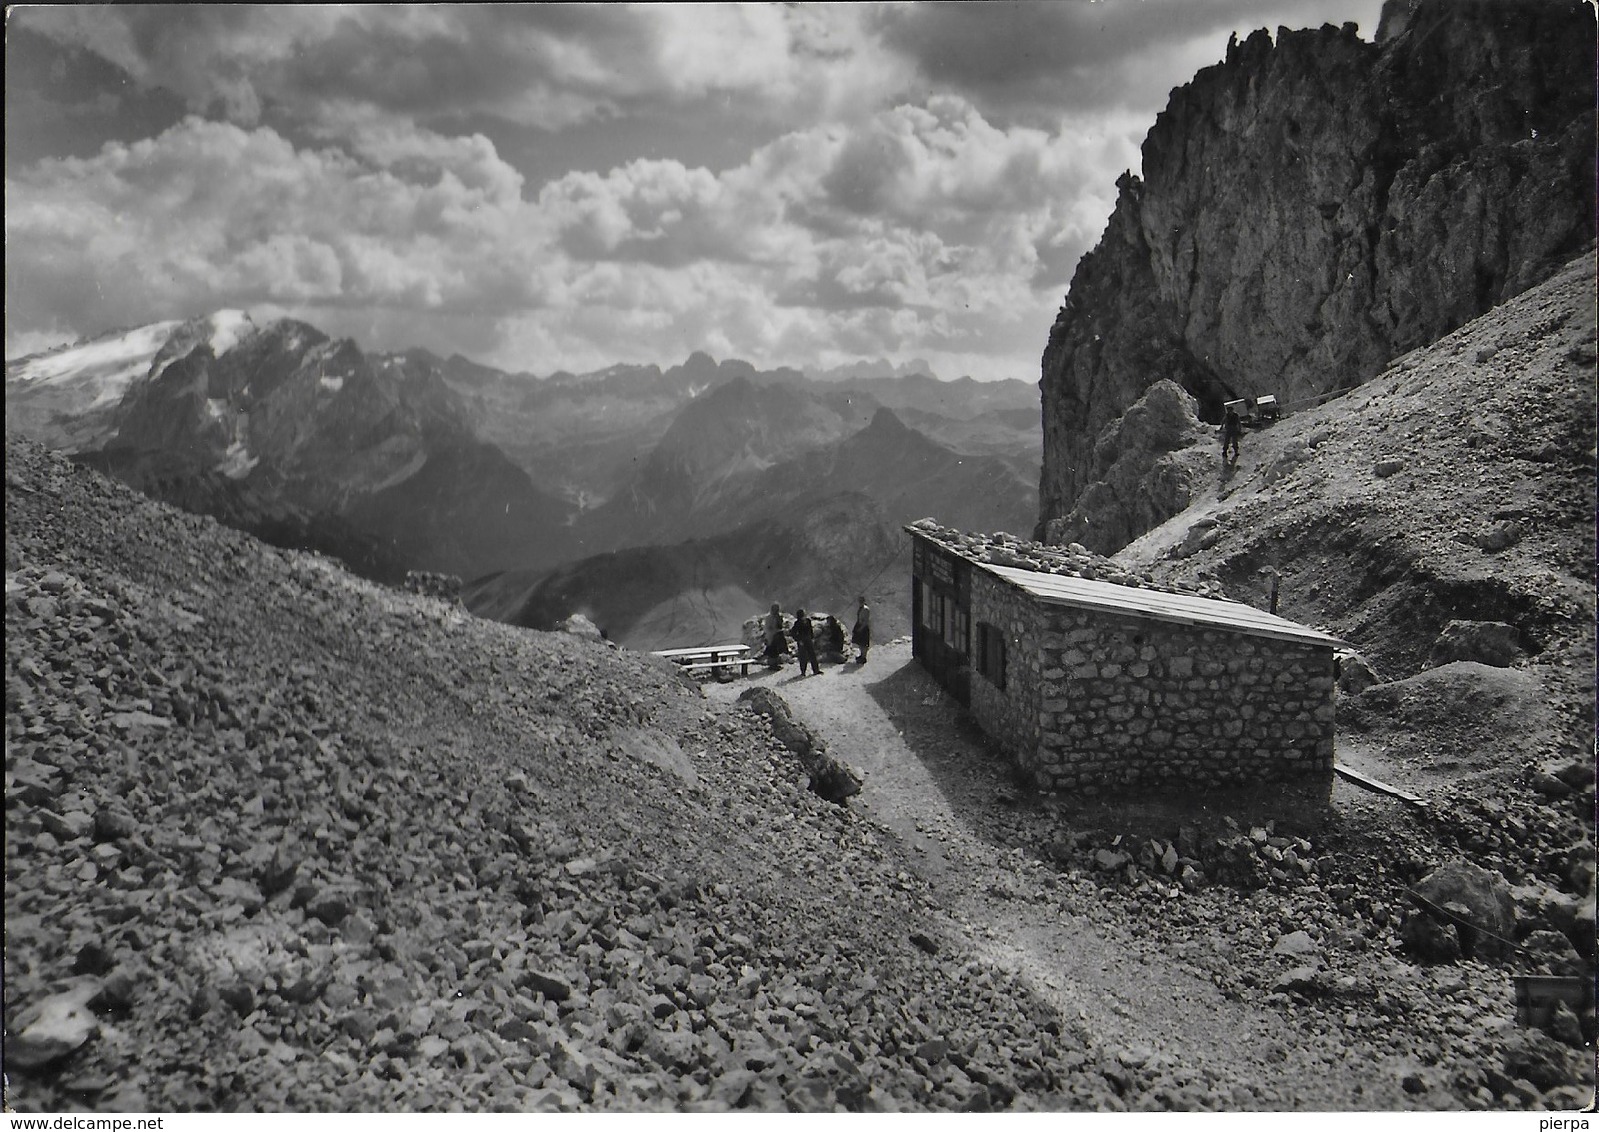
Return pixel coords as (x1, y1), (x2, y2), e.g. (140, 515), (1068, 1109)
(908, 526), (1340, 794)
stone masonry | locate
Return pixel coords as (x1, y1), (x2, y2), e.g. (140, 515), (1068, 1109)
(966, 571), (1335, 794)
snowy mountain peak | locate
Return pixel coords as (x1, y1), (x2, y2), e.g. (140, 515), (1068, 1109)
(5, 320), (184, 409)
(206, 309), (256, 357)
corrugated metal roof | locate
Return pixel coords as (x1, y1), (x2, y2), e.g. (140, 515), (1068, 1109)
(982, 563), (1343, 648)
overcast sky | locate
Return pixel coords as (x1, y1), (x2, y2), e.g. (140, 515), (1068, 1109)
(5, 1), (1383, 380)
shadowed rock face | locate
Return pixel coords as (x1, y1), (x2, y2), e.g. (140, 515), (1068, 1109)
(1038, 0), (1596, 546)
(1043, 380), (1212, 554)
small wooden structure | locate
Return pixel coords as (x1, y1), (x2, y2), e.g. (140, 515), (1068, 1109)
(1334, 763), (1427, 809)
(1225, 394), (1282, 425)
(652, 644), (752, 680)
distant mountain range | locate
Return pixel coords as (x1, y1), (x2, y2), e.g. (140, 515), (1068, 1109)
(467, 491), (914, 650)
(571, 376), (878, 554)
(483, 402), (1038, 646)
(803, 357), (940, 383)
(439, 351), (807, 512)
(7, 316), (1040, 646)
(666, 402), (1035, 544)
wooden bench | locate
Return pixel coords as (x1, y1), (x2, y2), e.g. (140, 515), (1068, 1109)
(651, 644), (753, 679)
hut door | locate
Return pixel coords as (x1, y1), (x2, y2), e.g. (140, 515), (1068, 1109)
(916, 582), (970, 706)
(910, 537), (973, 706)
(947, 602), (971, 706)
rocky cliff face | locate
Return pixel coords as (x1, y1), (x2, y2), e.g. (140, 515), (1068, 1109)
(1038, 0), (1595, 545)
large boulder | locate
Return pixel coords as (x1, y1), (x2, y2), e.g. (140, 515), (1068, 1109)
(1335, 649), (1384, 695)
(1501, 1028), (1588, 1092)
(5, 979), (102, 1070)
(1402, 860), (1517, 961)
(1518, 930), (1586, 977)
(1428, 620), (1524, 668)
(1400, 907), (1462, 963)
(1168, 516), (1221, 561)
(1043, 380), (1212, 555)
(559, 612), (605, 641)
(1511, 883), (1586, 951)
(1272, 930), (1322, 960)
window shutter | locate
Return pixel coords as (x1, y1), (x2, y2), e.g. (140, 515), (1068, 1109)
(975, 622), (1006, 690)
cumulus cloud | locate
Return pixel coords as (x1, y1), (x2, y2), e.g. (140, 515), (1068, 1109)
(25, 0), (1398, 381)
(11, 4), (908, 146)
(6, 85), (1127, 381)
(538, 160), (743, 267)
(5, 117), (547, 340)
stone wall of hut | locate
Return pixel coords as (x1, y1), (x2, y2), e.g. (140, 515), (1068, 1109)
(966, 573), (1336, 793)
(965, 572), (1043, 760)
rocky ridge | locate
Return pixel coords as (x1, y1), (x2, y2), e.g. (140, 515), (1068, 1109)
(574, 376), (878, 553)
(1038, 380), (1215, 555)
(1037, 0), (1596, 548)
(688, 408), (1037, 548)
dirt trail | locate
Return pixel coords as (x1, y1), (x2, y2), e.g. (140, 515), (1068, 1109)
(708, 640), (1416, 1109)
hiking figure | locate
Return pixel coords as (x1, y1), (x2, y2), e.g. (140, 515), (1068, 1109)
(821, 614), (847, 662)
(1221, 406), (1242, 463)
(761, 603), (786, 669)
(851, 596), (871, 664)
(792, 608), (821, 676)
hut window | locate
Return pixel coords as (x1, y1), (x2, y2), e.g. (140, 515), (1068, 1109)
(921, 584), (944, 634)
(946, 605), (969, 652)
(976, 622), (1006, 690)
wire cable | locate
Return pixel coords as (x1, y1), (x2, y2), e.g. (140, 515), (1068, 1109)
(1402, 886), (1541, 960)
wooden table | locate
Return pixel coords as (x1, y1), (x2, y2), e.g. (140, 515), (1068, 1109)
(651, 644), (753, 678)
